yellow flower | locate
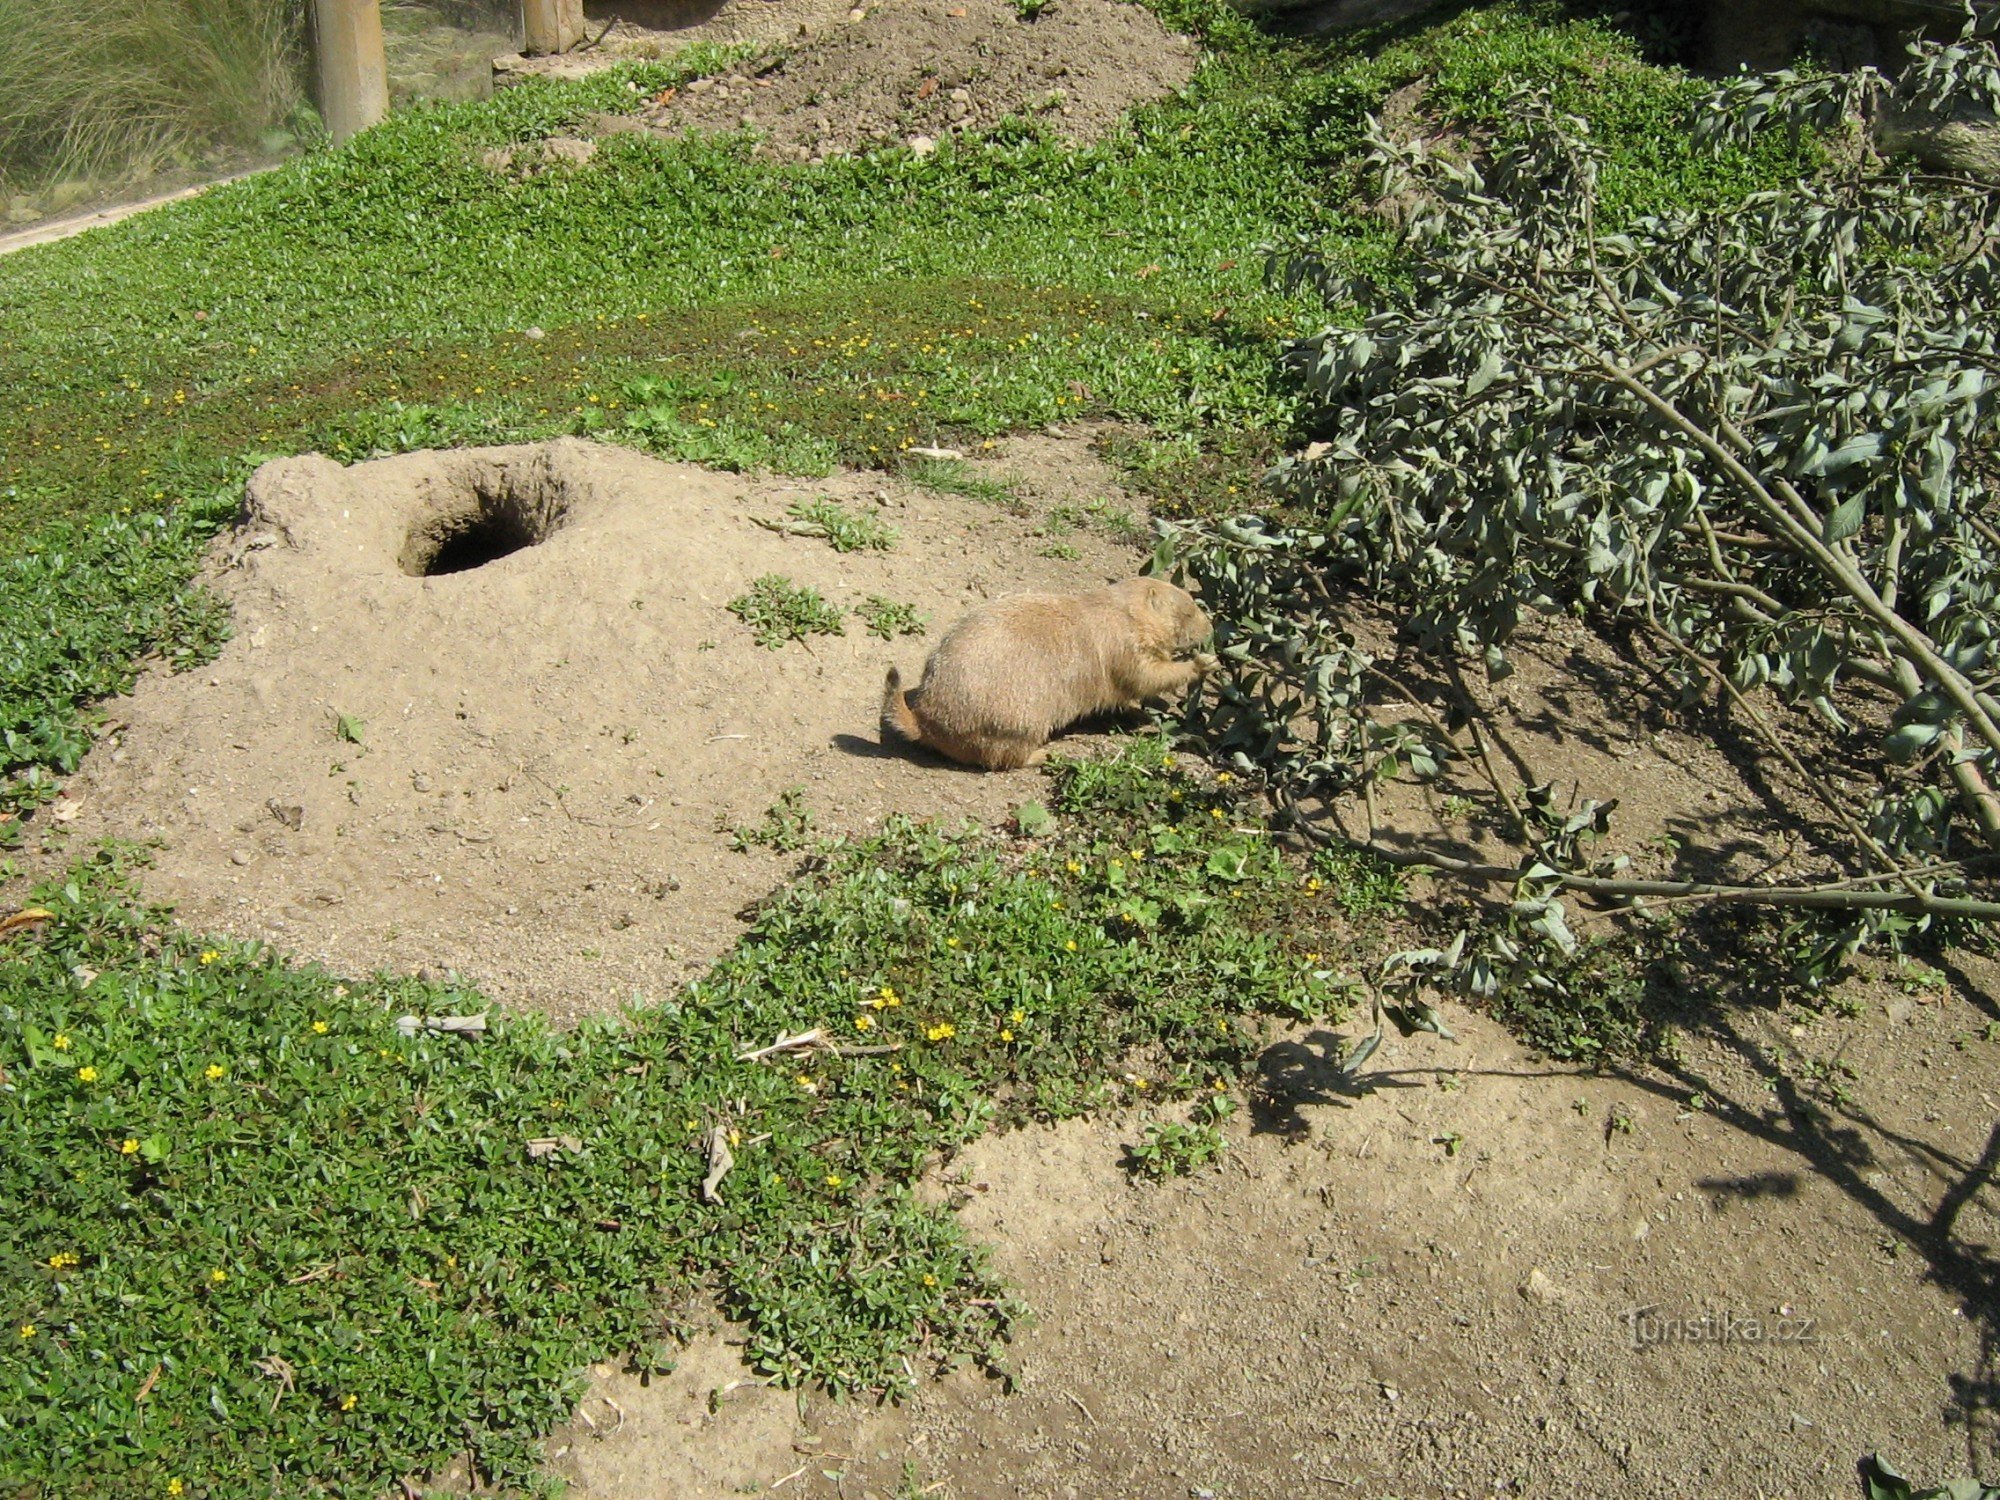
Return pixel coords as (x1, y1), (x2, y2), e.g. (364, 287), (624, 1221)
(205, 1064), (224, 1081)
(311, 1021), (329, 1035)
(199, 950), (218, 965)
(47, 1252), (79, 1269)
(1009, 1009), (1025, 1025)
(1129, 848), (1145, 861)
(1065, 860), (1081, 874)
(76, 1066), (98, 1083)
(728, 1129), (741, 1147)
(51, 1033), (70, 1051)
(1210, 808), (1225, 821)
(1216, 771), (1233, 784)
(209, 1269), (228, 1285)
(167, 1481), (185, 1497)
(797, 1073), (819, 1093)
(1064, 938), (1077, 952)
(825, 1173), (844, 1189)
(121, 1138), (139, 1154)
(340, 1393), (357, 1412)
(854, 1014), (873, 1031)
(875, 985), (901, 1008)
(926, 1022), (956, 1042)
(922, 1273), (937, 1287)
(999, 1029), (1014, 1042)
(1108, 860), (1123, 873)
(16, 1324), (33, 1340)
(945, 936), (960, 949)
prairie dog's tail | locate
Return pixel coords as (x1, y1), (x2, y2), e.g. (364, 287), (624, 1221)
(881, 666), (924, 746)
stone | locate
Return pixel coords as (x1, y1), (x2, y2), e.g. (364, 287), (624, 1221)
(1878, 108), (2000, 183)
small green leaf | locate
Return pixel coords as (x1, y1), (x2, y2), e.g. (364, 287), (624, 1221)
(1824, 493), (1867, 544)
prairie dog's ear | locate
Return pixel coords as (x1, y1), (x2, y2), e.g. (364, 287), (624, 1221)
(1144, 580), (1174, 614)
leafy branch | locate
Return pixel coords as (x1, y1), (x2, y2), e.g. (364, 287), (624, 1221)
(1163, 37), (2000, 987)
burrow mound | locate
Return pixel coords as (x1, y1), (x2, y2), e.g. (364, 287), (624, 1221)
(625, 0), (1201, 160)
(55, 435), (1142, 1022)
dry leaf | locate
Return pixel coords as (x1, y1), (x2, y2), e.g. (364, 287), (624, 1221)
(0, 908), (55, 939)
(700, 1125), (736, 1203)
(915, 78), (937, 100)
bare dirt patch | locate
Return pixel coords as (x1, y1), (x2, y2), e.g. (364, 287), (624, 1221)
(544, 991), (1999, 1500)
(642, 0), (1200, 160)
(48, 433), (1144, 1024)
(497, 0), (1200, 162)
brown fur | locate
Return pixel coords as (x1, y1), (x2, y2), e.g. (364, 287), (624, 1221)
(880, 577), (1215, 770)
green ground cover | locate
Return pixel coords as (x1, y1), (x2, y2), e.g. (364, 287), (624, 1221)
(0, 5), (1823, 1494)
(2, 743), (1362, 1497)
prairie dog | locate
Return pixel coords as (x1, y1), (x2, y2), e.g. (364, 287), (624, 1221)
(881, 577), (1215, 771)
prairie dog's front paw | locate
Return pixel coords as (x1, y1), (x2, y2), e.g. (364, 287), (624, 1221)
(1190, 651), (1220, 677)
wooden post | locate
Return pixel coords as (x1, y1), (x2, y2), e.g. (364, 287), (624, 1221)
(312, 0), (389, 143)
(523, 0), (587, 55)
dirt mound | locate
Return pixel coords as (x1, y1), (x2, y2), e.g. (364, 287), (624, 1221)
(51, 433), (1145, 1023)
(629, 0), (1201, 160)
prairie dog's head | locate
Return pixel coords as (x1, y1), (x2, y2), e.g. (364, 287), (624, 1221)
(1114, 577), (1212, 652)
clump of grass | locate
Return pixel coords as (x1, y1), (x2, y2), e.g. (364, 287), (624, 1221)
(0, 0), (305, 190)
(728, 574), (846, 649)
(0, 741), (1353, 1497)
(900, 457), (1020, 509)
(727, 786), (818, 852)
(1126, 1091), (1235, 1179)
(782, 497), (898, 553)
(854, 595), (928, 641)
(1, 498), (235, 822)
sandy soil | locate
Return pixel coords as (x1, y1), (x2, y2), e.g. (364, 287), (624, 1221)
(44, 432), (1143, 1025)
(497, 0), (1200, 161)
(34, 431), (1997, 1499)
(636, 0), (1200, 160)
(542, 988), (1998, 1500)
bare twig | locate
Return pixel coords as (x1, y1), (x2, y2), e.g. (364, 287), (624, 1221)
(1302, 819), (2000, 921)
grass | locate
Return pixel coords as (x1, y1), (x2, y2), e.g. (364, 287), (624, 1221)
(1, 740), (1354, 1498)
(0, 0), (304, 192)
(855, 595), (929, 641)
(728, 574), (848, 649)
(778, 496), (899, 553)
(0, 8), (1814, 726)
(0, 3), (1847, 1490)
(0, 495), (237, 824)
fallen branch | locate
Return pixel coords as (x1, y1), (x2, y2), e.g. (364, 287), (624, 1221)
(1309, 819), (2000, 922)
(737, 1027), (904, 1062)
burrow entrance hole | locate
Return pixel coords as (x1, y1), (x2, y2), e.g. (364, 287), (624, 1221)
(399, 472), (572, 578)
